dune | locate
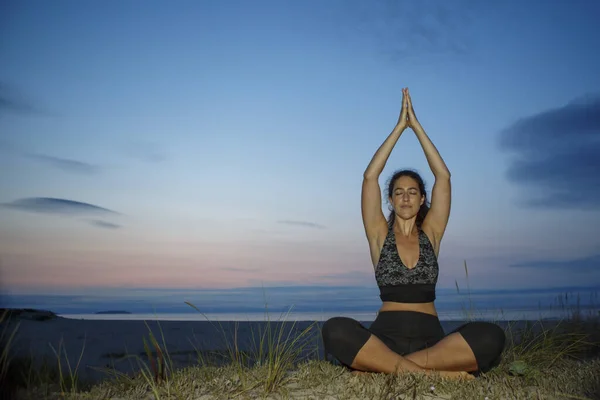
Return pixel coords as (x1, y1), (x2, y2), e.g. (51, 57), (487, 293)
(3, 309), (599, 399)
(3, 312), (566, 382)
(5, 314), (320, 383)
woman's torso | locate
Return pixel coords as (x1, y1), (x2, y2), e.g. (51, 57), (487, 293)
(370, 226), (439, 316)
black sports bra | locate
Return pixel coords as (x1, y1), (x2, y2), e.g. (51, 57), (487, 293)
(374, 228), (439, 303)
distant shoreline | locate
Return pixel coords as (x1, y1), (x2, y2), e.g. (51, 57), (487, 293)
(0, 308), (59, 321)
(94, 310), (132, 314)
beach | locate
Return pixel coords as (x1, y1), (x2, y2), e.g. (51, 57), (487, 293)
(3, 309), (600, 399)
(4, 312), (568, 384)
(7, 315), (318, 383)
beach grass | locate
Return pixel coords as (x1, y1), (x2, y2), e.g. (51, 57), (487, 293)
(2, 267), (600, 399)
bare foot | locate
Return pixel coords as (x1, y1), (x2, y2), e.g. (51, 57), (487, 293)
(437, 370), (475, 380)
(350, 368), (473, 380)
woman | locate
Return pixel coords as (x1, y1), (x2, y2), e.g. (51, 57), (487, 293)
(321, 88), (505, 379)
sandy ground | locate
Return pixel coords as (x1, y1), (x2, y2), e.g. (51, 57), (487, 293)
(5, 315), (553, 385)
(6, 317), (324, 383)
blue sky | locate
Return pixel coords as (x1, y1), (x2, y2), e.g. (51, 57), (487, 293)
(1, 0), (600, 297)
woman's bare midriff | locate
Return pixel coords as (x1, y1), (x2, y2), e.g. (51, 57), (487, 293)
(379, 301), (437, 316)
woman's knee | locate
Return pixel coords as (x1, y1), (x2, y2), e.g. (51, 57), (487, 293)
(322, 317), (365, 349)
(455, 322), (506, 372)
(322, 317), (354, 341)
(321, 317), (371, 366)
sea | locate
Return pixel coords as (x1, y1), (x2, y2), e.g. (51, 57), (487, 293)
(4, 285), (596, 323)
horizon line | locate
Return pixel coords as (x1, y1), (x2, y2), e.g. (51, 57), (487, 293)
(2, 283), (600, 296)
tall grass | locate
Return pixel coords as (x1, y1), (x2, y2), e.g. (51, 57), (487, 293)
(455, 260), (599, 385)
(0, 314), (91, 399)
(0, 310), (19, 382)
(454, 260), (476, 321)
(48, 335), (86, 395)
(1, 309), (21, 399)
(184, 299), (318, 396)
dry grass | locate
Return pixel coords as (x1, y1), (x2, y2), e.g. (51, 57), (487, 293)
(3, 276), (600, 400)
(10, 356), (600, 400)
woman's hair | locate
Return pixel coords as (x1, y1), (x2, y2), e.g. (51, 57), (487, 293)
(386, 169), (430, 229)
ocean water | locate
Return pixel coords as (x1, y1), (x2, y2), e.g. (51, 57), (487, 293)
(4, 285), (599, 322)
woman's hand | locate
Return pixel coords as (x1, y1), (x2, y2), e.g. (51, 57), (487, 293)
(405, 88), (423, 131)
(396, 87), (409, 130)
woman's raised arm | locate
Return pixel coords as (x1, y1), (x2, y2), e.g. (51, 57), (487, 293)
(405, 89), (451, 247)
(362, 89), (409, 244)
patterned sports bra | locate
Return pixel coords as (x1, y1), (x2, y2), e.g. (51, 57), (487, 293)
(375, 228), (439, 303)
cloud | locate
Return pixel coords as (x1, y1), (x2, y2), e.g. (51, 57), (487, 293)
(124, 141), (167, 163)
(88, 220), (121, 229)
(0, 94), (37, 115)
(25, 153), (99, 174)
(277, 220), (326, 229)
(346, 0), (484, 63)
(0, 82), (51, 116)
(498, 94), (600, 209)
(509, 254), (600, 272)
(2, 198), (119, 216)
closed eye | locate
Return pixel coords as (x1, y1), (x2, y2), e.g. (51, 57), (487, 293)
(395, 190), (419, 196)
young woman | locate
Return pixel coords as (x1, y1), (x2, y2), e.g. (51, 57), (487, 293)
(321, 88), (505, 379)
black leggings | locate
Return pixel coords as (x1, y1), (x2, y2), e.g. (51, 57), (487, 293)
(322, 311), (505, 375)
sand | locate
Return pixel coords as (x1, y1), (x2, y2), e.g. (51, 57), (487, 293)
(4, 312), (600, 399)
(6, 315), (326, 382)
(4, 313), (552, 384)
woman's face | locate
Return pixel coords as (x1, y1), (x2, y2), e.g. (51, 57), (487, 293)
(390, 175), (424, 220)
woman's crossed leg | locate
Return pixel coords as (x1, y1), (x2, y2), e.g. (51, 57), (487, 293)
(322, 317), (505, 379)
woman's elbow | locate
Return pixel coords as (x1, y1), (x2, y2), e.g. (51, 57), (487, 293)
(435, 171), (451, 180)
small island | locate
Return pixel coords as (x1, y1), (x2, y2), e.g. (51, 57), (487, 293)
(94, 310), (132, 315)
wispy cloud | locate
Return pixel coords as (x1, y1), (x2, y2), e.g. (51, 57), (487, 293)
(499, 94), (600, 209)
(88, 220), (121, 229)
(0, 93), (37, 115)
(2, 197), (119, 216)
(124, 141), (167, 163)
(509, 253), (600, 272)
(24, 153), (99, 174)
(347, 0), (483, 63)
(277, 220), (326, 229)
(0, 81), (53, 116)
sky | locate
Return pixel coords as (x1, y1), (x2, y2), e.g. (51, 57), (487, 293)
(1, 0), (600, 301)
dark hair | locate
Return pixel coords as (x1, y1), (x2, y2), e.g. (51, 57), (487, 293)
(386, 169), (430, 229)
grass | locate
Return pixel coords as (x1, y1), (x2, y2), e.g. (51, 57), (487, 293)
(2, 265), (600, 400)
